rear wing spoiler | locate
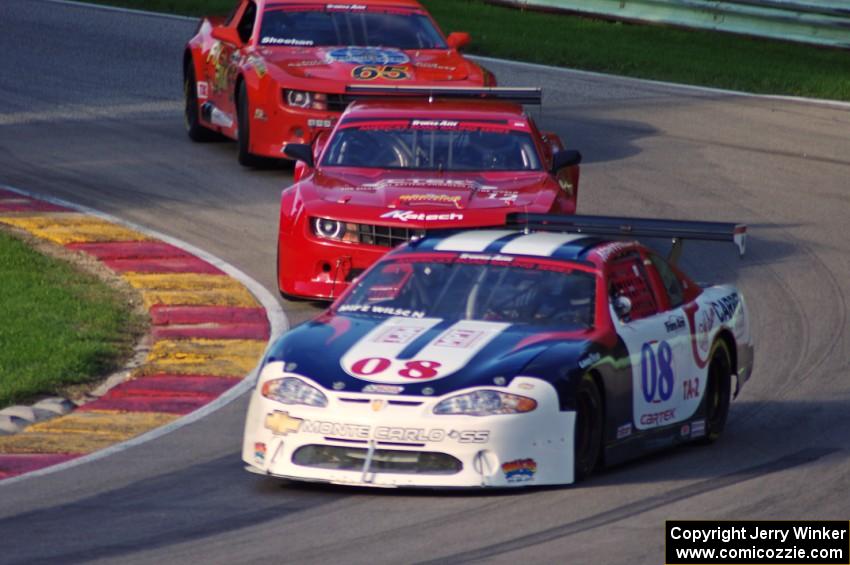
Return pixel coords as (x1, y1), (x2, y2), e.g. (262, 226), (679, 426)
(343, 85), (542, 105)
(506, 213), (747, 263)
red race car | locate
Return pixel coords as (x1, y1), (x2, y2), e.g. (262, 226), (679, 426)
(278, 86), (583, 300)
(183, 0), (495, 166)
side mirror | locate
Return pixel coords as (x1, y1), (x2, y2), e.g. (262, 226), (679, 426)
(613, 295), (632, 320)
(446, 32), (471, 50)
(551, 149), (582, 174)
(211, 26), (242, 46)
(284, 143), (314, 168)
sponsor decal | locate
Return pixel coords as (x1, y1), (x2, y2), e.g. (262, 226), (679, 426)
(374, 324), (427, 345)
(410, 119), (459, 129)
(593, 241), (632, 262)
(690, 419), (706, 438)
(616, 423), (632, 439)
(665, 315), (685, 332)
(307, 118), (333, 128)
(261, 37), (315, 46)
(448, 430), (490, 443)
(196, 81), (209, 100)
(292, 418), (488, 443)
(327, 3), (367, 10)
(433, 329), (484, 349)
(415, 61), (457, 71)
(502, 458), (537, 483)
(246, 55), (267, 78)
(352, 65), (410, 80)
(422, 387), (435, 395)
(711, 293), (740, 323)
(380, 210), (464, 222)
(578, 352), (601, 369)
(326, 47), (409, 66)
(254, 442), (267, 463)
(362, 383), (404, 394)
(287, 60), (325, 68)
(337, 304), (426, 318)
(254, 108), (267, 121)
(558, 177), (574, 196)
(397, 193), (462, 208)
(680, 423), (690, 438)
(363, 178), (497, 192)
(265, 410), (303, 436)
(639, 408), (676, 426)
(333, 381), (346, 390)
(457, 253), (514, 263)
(518, 382), (535, 390)
(210, 107), (234, 128)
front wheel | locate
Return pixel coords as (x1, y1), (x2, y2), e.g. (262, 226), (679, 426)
(237, 81), (265, 168)
(701, 340), (732, 443)
(574, 372), (603, 481)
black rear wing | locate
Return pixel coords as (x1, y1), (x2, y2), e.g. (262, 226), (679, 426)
(506, 213), (747, 263)
(344, 85), (542, 105)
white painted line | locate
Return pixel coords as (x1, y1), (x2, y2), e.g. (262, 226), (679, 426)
(41, 0), (195, 21)
(0, 184), (288, 487)
(471, 55), (850, 110)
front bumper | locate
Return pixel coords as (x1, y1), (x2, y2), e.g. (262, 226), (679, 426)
(243, 368), (575, 488)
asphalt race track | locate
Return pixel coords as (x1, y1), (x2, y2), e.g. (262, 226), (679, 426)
(1, 1), (849, 563)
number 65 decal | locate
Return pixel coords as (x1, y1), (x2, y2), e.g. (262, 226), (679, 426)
(641, 341), (674, 403)
(351, 357), (442, 379)
(352, 65), (410, 80)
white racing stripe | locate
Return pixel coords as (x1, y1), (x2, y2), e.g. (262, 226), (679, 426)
(499, 232), (587, 257)
(340, 317), (510, 384)
(434, 230), (516, 253)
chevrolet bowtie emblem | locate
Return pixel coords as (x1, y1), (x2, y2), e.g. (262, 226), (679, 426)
(265, 411), (303, 436)
(371, 399), (385, 412)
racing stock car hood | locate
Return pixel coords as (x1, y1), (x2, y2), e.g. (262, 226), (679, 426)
(259, 46), (476, 85)
(303, 169), (556, 212)
(263, 313), (594, 398)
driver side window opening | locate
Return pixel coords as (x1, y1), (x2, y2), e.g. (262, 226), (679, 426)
(648, 253), (685, 309)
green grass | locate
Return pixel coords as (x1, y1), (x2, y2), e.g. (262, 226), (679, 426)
(0, 231), (143, 407)
(91, 0), (850, 101)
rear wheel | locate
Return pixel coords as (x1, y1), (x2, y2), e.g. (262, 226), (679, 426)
(183, 65), (218, 142)
(237, 81), (265, 168)
(574, 373), (603, 481)
(702, 340), (732, 443)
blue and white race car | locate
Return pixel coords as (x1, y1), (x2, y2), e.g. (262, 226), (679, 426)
(243, 214), (753, 487)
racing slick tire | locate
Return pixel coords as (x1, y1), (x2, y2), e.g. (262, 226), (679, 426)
(574, 372), (604, 481)
(236, 81), (266, 168)
(701, 340), (733, 444)
(184, 65), (219, 142)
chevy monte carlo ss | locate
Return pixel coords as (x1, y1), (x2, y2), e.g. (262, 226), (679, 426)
(183, 0), (494, 166)
(244, 214), (754, 488)
(278, 87), (582, 300)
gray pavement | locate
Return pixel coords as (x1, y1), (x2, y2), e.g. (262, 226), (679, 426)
(1, 1), (849, 563)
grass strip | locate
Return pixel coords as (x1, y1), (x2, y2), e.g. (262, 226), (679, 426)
(85, 0), (849, 101)
(0, 230), (143, 407)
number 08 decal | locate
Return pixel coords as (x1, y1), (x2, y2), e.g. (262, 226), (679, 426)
(351, 357), (442, 379)
(352, 65), (410, 80)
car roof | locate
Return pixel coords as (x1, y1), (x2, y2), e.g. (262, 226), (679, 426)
(342, 99), (528, 122)
(407, 229), (613, 263)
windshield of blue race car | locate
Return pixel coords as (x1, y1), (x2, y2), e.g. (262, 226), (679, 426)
(321, 120), (542, 171)
(259, 6), (446, 49)
(337, 254), (597, 329)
